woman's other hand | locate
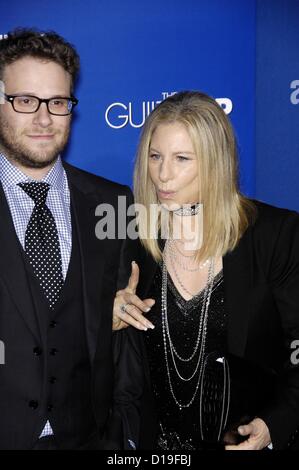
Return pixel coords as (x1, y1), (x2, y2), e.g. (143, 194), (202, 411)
(225, 418), (271, 450)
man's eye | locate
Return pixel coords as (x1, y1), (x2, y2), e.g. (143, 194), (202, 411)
(18, 97), (34, 105)
(52, 100), (64, 106)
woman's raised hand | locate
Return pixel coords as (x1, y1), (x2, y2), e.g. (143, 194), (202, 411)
(112, 261), (155, 331)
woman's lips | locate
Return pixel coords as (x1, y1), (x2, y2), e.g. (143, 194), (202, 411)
(158, 190), (176, 199)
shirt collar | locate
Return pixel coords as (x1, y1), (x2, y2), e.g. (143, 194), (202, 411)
(0, 153), (66, 191)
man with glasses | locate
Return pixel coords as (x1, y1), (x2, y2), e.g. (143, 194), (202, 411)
(0, 29), (139, 450)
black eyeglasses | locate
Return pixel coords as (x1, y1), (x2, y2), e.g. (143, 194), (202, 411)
(2, 94), (78, 116)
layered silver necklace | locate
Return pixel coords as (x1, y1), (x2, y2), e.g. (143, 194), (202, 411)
(161, 247), (230, 441)
(161, 244), (215, 409)
(166, 238), (210, 298)
(159, 204), (230, 440)
(167, 238), (210, 272)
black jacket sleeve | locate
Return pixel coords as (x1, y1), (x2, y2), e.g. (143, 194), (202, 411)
(258, 209), (299, 449)
(103, 328), (144, 450)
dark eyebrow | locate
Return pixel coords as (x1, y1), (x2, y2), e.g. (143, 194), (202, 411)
(7, 93), (71, 99)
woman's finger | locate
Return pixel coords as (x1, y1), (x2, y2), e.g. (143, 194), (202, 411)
(124, 293), (155, 314)
(127, 261), (140, 294)
(118, 308), (148, 330)
(119, 303), (155, 330)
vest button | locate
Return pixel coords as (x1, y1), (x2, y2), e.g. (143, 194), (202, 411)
(49, 376), (57, 384)
(49, 321), (57, 328)
(47, 404), (54, 412)
(28, 400), (39, 410)
(50, 348), (58, 356)
(33, 347), (42, 356)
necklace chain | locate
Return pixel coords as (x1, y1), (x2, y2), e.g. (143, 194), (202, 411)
(161, 250), (215, 408)
(167, 238), (209, 273)
(161, 244), (230, 439)
(163, 245), (213, 362)
(166, 241), (209, 297)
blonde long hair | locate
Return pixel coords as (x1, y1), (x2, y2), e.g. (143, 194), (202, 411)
(133, 91), (256, 262)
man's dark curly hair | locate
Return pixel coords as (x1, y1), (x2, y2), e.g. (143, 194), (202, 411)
(0, 28), (80, 92)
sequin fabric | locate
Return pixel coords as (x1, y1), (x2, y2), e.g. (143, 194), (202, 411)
(144, 264), (228, 450)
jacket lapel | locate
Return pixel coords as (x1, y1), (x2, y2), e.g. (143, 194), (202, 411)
(0, 183), (41, 342)
(223, 228), (253, 357)
(67, 177), (106, 363)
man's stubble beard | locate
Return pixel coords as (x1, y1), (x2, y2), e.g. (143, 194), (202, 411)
(0, 114), (71, 169)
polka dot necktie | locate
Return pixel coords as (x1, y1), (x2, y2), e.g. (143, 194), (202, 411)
(18, 182), (64, 309)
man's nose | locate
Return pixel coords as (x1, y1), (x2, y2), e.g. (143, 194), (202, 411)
(32, 102), (53, 127)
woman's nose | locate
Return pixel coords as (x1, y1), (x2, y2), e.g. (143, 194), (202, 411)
(159, 159), (173, 182)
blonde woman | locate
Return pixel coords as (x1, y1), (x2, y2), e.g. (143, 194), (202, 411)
(112, 91), (299, 450)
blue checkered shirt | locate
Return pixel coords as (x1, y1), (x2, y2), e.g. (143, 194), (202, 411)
(0, 153), (72, 438)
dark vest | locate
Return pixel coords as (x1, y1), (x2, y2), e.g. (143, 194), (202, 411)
(22, 208), (98, 449)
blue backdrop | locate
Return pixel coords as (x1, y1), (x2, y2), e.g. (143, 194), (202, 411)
(1, 0), (298, 210)
(256, 0), (299, 211)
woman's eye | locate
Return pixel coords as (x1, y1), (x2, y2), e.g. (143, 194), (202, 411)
(149, 154), (160, 160)
(177, 155), (189, 161)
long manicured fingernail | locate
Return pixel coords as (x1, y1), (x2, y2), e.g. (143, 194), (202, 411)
(147, 322), (155, 329)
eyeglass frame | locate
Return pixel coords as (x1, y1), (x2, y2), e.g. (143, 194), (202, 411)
(1, 93), (79, 116)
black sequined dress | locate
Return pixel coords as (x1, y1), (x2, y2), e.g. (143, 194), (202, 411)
(144, 264), (228, 450)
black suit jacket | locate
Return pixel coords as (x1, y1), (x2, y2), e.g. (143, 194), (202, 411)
(116, 200), (299, 450)
(0, 162), (138, 449)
